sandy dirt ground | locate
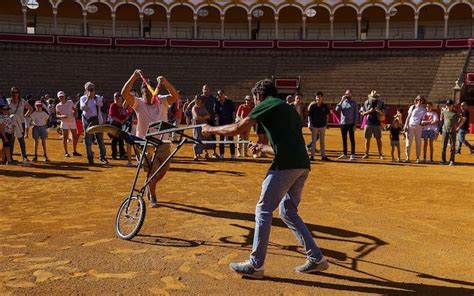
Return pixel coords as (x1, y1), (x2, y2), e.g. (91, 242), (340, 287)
(1, 128), (473, 296)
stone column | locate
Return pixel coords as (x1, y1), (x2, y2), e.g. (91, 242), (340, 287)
(22, 7), (27, 33)
(247, 14), (252, 39)
(166, 13), (171, 38)
(220, 14), (225, 39)
(53, 8), (58, 34)
(193, 13), (198, 39)
(112, 12), (116, 37)
(414, 13), (419, 39)
(302, 15), (306, 40)
(357, 14), (362, 40)
(139, 13), (144, 38)
(330, 14), (334, 39)
(82, 10), (87, 36)
(385, 13), (390, 39)
(444, 13), (449, 39)
(274, 14), (279, 39)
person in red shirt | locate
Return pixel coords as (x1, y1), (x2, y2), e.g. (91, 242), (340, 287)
(108, 92), (128, 160)
(236, 95), (254, 157)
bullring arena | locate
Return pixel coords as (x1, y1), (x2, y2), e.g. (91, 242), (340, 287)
(1, 0), (474, 295)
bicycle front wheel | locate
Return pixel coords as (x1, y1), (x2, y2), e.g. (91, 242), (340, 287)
(115, 195), (146, 240)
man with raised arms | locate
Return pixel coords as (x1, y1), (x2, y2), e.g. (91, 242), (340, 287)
(203, 79), (328, 279)
(121, 70), (179, 208)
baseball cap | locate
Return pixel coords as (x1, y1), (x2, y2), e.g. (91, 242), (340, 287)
(446, 99), (454, 105)
(57, 91), (65, 98)
(34, 100), (43, 107)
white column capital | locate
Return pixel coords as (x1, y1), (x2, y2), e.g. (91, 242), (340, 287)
(274, 14), (279, 21)
(111, 13), (116, 19)
(166, 13), (171, 19)
(139, 13), (144, 19)
(82, 10), (87, 17)
(53, 8), (58, 15)
(329, 14), (334, 22)
(193, 14), (198, 21)
(302, 15), (306, 21)
(357, 15), (362, 21)
(220, 15), (225, 22)
(385, 14), (390, 21)
(414, 14), (419, 20)
(444, 13), (449, 21)
(22, 7), (27, 13)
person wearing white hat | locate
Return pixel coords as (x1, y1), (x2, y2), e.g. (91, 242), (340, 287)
(56, 91), (81, 157)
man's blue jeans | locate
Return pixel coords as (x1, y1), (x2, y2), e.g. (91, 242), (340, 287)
(84, 131), (106, 161)
(457, 128), (473, 153)
(250, 169), (323, 268)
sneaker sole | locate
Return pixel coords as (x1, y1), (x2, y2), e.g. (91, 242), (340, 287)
(296, 261), (330, 274)
(229, 266), (264, 279)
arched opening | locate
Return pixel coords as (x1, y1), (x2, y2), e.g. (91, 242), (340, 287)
(305, 6), (331, 40)
(30, 0), (54, 34)
(389, 5), (415, 39)
(250, 6), (275, 40)
(361, 6), (385, 39)
(333, 6), (358, 40)
(418, 5), (445, 39)
(224, 6), (248, 40)
(448, 3), (472, 38)
(57, 0), (83, 36)
(278, 6), (302, 40)
(87, 3), (112, 37)
(169, 5), (193, 39)
(142, 4), (167, 38)
(115, 4), (139, 37)
(0, 0), (23, 33)
(197, 6), (221, 39)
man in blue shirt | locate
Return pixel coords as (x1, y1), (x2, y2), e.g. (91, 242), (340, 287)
(335, 89), (359, 160)
(80, 82), (107, 165)
(214, 90), (236, 159)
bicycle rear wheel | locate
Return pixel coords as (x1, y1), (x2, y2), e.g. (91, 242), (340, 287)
(115, 195), (146, 240)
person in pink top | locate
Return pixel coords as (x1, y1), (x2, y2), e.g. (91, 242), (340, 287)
(235, 95), (254, 157)
(109, 92), (129, 160)
(421, 102), (439, 163)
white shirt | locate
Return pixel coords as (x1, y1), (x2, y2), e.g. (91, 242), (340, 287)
(80, 95), (104, 123)
(133, 95), (169, 139)
(408, 105), (426, 127)
(56, 100), (75, 123)
(30, 110), (49, 126)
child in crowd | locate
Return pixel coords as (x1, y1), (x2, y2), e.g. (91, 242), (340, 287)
(0, 103), (15, 164)
(421, 102), (439, 163)
(47, 98), (58, 128)
(389, 119), (402, 162)
(30, 101), (50, 162)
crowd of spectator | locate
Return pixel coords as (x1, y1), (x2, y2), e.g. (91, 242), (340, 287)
(0, 82), (473, 167)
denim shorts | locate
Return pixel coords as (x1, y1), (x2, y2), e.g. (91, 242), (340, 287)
(32, 126), (48, 139)
(422, 130), (436, 140)
(391, 140), (400, 147)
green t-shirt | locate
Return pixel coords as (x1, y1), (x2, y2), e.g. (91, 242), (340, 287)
(442, 110), (459, 133)
(248, 96), (310, 170)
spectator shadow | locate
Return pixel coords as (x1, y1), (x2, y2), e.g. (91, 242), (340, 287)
(0, 168), (82, 179)
(169, 167), (245, 176)
(28, 161), (104, 171)
(156, 202), (473, 294)
(132, 234), (201, 248)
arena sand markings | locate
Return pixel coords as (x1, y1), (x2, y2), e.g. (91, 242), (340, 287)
(0, 128), (473, 295)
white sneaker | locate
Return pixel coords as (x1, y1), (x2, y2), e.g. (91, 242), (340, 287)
(337, 154), (347, 159)
(449, 161), (455, 166)
(349, 155), (355, 161)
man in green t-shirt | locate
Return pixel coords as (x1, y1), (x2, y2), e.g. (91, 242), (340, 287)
(440, 99), (459, 165)
(203, 79), (327, 279)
